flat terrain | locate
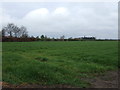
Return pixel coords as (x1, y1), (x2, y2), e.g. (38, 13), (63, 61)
(2, 41), (118, 88)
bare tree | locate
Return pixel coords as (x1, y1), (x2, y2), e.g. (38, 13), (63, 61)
(2, 23), (28, 38)
(12, 25), (20, 37)
(20, 26), (28, 38)
(6, 23), (15, 37)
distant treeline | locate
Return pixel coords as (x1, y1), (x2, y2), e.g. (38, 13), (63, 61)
(1, 36), (96, 42)
(0, 23), (118, 42)
(1, 36), (118, 42)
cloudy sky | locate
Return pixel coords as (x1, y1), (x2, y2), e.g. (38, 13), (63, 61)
(0, 2), (118, 39)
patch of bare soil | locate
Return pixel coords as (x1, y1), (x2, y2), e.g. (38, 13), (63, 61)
(2, 70), (119, 88)
(83, 70), (119, 88)
(2, 83), (77, 88)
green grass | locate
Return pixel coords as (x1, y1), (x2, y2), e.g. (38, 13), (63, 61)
(2, 41), (118, 87)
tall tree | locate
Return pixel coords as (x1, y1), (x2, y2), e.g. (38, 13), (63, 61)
(41, 35), (44, 39)
(1, 29), (6, 37)
(12, 25), (20, 37)
(6, 23), (15, 37)
(19, 26), (28, 38)
(2, 23), (28, 38)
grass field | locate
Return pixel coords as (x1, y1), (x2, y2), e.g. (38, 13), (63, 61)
(2, 41), (118, 88)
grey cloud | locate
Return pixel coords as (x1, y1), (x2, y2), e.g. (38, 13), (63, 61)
(0, 2), (118, 39)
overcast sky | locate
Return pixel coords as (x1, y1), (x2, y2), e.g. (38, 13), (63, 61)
(0, 2), (118, 39)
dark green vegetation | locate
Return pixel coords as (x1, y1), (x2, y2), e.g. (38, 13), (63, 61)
(2, 41), (118, 87)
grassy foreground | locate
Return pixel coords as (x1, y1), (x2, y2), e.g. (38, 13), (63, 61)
(2, 41), (118, 87)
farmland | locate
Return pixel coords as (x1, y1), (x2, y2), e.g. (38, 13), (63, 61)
(2, 41), (118, 88)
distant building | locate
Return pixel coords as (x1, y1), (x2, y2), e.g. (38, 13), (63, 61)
(74, 38), (81, 41)
(81, 36), (96, 41)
